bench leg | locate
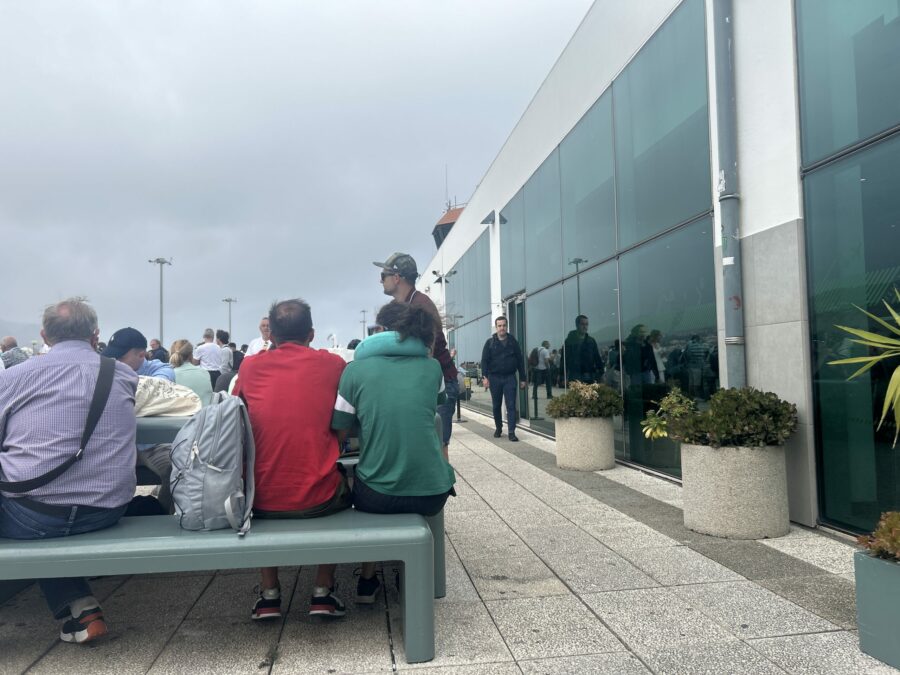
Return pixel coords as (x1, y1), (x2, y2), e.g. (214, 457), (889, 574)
(424, 510), (446, 599)
(400, 549), (434, 663)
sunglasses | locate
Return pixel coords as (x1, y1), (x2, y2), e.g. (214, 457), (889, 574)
(380, 271), (398, 280)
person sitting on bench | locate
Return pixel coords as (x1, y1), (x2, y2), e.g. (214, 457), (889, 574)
(331, 302), (456, 602)
(233, 298), (351, 621)
(0, 297), (138, 644)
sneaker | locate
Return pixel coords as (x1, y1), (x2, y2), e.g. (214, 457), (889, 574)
(60, 607), (107, 644)
(251, 586), (282, 621)
(356, 575), (381, 604)
(493, 429), (502, 438)
(309, 586), (346, 617)
(508, 434), (519, 442)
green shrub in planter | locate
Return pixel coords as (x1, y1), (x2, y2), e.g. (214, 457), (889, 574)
(642, 387), (798, 447)
(546, 381), (623, 419)
(858, 511), (900, 562)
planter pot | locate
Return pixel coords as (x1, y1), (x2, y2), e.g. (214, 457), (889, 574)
(554, 417), (615, 471)
(855, 550), (900, 668)
(681, 443), (789, 539)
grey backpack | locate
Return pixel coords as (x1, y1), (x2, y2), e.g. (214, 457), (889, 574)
(170, 392), (255, 536)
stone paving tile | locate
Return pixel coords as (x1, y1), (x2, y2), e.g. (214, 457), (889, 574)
(541, 548), (659, 593)
(501, 522), (604, 559)
(672, 580), (839, 639)
(518, 652), (651, 674)
(187, 570), (296, 619)
(439, 543), (482, 603)
(149, 616), (282, 675)
(274, 601), (393, 674)
(618, 545), (744, 586)
(579, 521), (681, 553)
(688, 539), (827, 581)
(749, 630), (899, 674)
(391, 599), (513, 669)
(463, 554), (569, 601)
(552, 501), (632, 525)
(641, 642), (788, 674)
(0, 584), (64, 675)
(100, 573), (212, 625)
(397, 663), (522, 675)
(758, 574), (857, 630)
(448, 493), (492, 512)
(485, 595), (625, 661)
(759, 531), (856, 575)
(583, 587), (739, 653)
(446, 512), (533, 561)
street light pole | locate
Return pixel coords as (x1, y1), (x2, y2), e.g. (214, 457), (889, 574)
(360, 309), (367, 339)
(222, 297), (238, 337)
(148, 257), (172, 345)
(568, 257), (588, 315)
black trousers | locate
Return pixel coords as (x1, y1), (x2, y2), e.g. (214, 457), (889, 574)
(489, 372), (518, 435)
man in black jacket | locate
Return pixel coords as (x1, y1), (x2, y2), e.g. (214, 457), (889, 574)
(481, 315), (526, 441)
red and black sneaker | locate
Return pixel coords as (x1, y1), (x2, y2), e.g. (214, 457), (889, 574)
(60, 606), (108, 644)
(309, 587), (346, 617)
(251, 587), (282, 621)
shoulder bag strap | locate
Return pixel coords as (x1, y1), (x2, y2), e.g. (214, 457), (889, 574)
(0, 356), (116, 493)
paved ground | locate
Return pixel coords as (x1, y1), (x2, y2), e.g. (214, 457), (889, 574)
(2, 413), (896, 674)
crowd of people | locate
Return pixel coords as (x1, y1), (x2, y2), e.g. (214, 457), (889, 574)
(0, 251), (459, 645)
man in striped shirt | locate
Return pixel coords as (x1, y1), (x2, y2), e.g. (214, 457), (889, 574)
(0, 298), (138, 645)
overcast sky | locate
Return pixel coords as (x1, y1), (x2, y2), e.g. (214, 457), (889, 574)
(0, 0), (592, 349)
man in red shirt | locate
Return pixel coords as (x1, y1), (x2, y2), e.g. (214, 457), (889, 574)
(233, 299), (350, 621)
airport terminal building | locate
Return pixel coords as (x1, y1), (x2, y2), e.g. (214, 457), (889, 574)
(420, 0), (899, 534)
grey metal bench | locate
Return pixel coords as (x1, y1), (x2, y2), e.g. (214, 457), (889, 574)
(0, 511), (438, 663)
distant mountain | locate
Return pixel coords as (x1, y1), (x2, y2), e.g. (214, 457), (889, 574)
(0, 318), (42, 348)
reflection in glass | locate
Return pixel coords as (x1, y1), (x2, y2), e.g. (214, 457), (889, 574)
(618, 217), (718, 477)
(561, 91), (616, 267)
(613, 0), (710, 248)
(500, 190), (526, 298)
(524, 150), (563, 291)
(524, 286), (564, 434)
(796, 0), (900, 164)
(805, 134), (900, 532)
(453, 314), (493, 417)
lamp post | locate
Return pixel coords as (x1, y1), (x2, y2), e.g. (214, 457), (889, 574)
(360, 309), (367, 339)
(222, 297), (238, 338)
(148, 258), (172, 345)
(568, 257), (588, 315)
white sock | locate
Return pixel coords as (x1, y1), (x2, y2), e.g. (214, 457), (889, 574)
(69, 595), (99, 618)
(313, 585), (331, 596)
(261, 586), (280, 600)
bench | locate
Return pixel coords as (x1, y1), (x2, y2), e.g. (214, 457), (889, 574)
(0, 510), (440, 663)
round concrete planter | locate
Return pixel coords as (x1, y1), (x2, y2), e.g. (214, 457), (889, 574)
(554, 417), (615, 471)
(681, 443), (789, 539)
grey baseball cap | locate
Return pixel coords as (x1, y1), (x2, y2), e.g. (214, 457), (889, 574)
(373, 252), (418, 279)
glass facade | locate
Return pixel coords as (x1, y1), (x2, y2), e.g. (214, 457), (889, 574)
(798, 0), (900, 532)
(478, 0), (714, 478)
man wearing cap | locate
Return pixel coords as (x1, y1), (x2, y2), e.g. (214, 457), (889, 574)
(102, 327), (177, 513)
(374, 252), (459, 458)
(103, 327), (175, 382)
(0, 298), (137, 644)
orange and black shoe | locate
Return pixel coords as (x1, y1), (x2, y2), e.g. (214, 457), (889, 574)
(60, 606), (108, 644)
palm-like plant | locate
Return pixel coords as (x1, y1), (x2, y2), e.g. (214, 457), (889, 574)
(828, 288), (900, 447)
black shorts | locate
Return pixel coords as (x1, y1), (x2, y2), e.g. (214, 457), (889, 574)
(352, 477), (452, 518)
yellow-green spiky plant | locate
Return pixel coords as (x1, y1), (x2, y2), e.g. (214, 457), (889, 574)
(829, 288), (900, 447)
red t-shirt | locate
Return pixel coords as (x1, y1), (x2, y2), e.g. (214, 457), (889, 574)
(233, 343), (345, 512)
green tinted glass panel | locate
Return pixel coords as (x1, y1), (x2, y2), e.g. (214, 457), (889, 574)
(500, 189), (525, 298)
(796, 0), (900, 164)
(455, 314), (493, 416)
(524, 150), (563, 291)
(561, 91), (616, 267)
(613, 0), (711, 247)
(525, 284), (564, 434)
(618, 217), (718, 477)
(805, 134), (900, 532)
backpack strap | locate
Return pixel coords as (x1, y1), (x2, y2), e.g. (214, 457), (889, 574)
(223, 395), (255, 536)
(0, 356), (116, 493)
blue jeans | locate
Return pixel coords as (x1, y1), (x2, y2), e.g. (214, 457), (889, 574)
(0, 498), (127, 619)
(489, 373), (519, 436)
(437, 378), (459, 446)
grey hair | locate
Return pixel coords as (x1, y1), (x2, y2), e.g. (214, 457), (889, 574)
(42, 297), (98, 345)
(203, 328), (214, 339)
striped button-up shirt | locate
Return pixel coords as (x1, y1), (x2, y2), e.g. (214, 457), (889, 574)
(0, 340), (138, 508)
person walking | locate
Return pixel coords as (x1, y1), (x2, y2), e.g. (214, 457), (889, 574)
(481, 316), (526, 441)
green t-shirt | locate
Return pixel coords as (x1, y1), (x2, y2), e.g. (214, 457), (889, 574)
(332, 332), (455, 497)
